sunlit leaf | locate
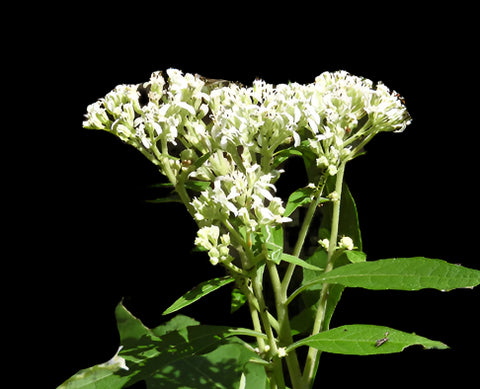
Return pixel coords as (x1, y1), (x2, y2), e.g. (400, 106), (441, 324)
(162, 276), (235, 315)
(306, 257), (480, 291)
(287, 324), (448, 355)
(58, 303), (268, 389)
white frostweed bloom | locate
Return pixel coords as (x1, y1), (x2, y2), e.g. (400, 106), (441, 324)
(319, 238), (330, 250)
(84, 68), (411, 267)
(339, 236), (354, 251)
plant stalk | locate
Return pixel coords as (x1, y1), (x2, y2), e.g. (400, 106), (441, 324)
(267, 260), (306, 389)
(303, 161), (346, 387)
(282, 179), (327, 293)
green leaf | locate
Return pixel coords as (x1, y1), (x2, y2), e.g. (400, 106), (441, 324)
(300, 257), (480, 292)
(163, 276), (235, 315)
(57, 347), (131, 389)
(284, 186), (321, 217)
(287, 324), (448, 355)
(59, 303), (268, 389)
(281, 253), (323, 271)
(146, 193), (183, 204)
(231, 288), (247, 313)
(184, 179), (211, 192)
(344, 250), (367, 263)
(272, 148), (303, 169)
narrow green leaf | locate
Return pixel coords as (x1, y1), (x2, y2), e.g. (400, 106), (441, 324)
(272, 148), (303, 169)
(287, 324), (448, 355)
(145, 194), (183, 204)
(315, 257), (480, 291)
(163, 276), (235, 315)
(184, 179), (210, 191)
(281, 253), (323, 271)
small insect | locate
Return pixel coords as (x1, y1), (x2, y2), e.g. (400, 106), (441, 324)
(392, 92), (406, 104)
(375, 331), (390, 347)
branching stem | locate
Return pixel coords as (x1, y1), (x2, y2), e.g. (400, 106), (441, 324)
(303, 161), (346, 387)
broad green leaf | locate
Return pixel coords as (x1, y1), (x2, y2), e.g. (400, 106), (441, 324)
(307, 257), (480, 291)
(57, 347), (130, 389)
(59, 303), (268, 389)
(280, 253), (323, 271)
(287, 324), (448, 355)
(162, 276), (235, 315)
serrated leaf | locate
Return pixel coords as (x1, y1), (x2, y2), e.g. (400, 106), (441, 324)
(309, 257), (480, 291)
(287, 324), (448, 355)
(162, 276), (235, 315)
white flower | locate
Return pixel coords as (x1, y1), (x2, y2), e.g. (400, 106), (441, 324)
(328, 191), (340, 202)
(194, 225), (231, 265)
(339, 236), (354, 251)
(319, 238), (330, 250)
(83, 101), (110, 129)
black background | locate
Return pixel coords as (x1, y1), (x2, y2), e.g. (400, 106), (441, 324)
(12, 3), (479, 388)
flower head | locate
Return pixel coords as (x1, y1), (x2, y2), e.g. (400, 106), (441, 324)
(84, 68), (411, 267)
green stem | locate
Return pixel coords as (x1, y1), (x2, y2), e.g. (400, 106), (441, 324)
(303, 162), (346, 387)
(251, 266), (286, 389)
(282, 179), (327, 293)
(267, 260), (306, 389)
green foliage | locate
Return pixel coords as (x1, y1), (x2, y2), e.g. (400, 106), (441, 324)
(284, 186), (329, 218)
(287, 324), (448, 355)
(297, 257), (480, 293)
(77, 69), (479, 388)
(58, 303), (267, 389)
(280, 253), (323, 271)
(162, 276), (235, 315)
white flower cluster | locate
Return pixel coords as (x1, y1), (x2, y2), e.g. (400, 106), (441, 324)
(84, 69), (410, 266)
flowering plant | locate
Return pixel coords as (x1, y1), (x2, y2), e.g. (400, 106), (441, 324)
(60, 69), (480, 389)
